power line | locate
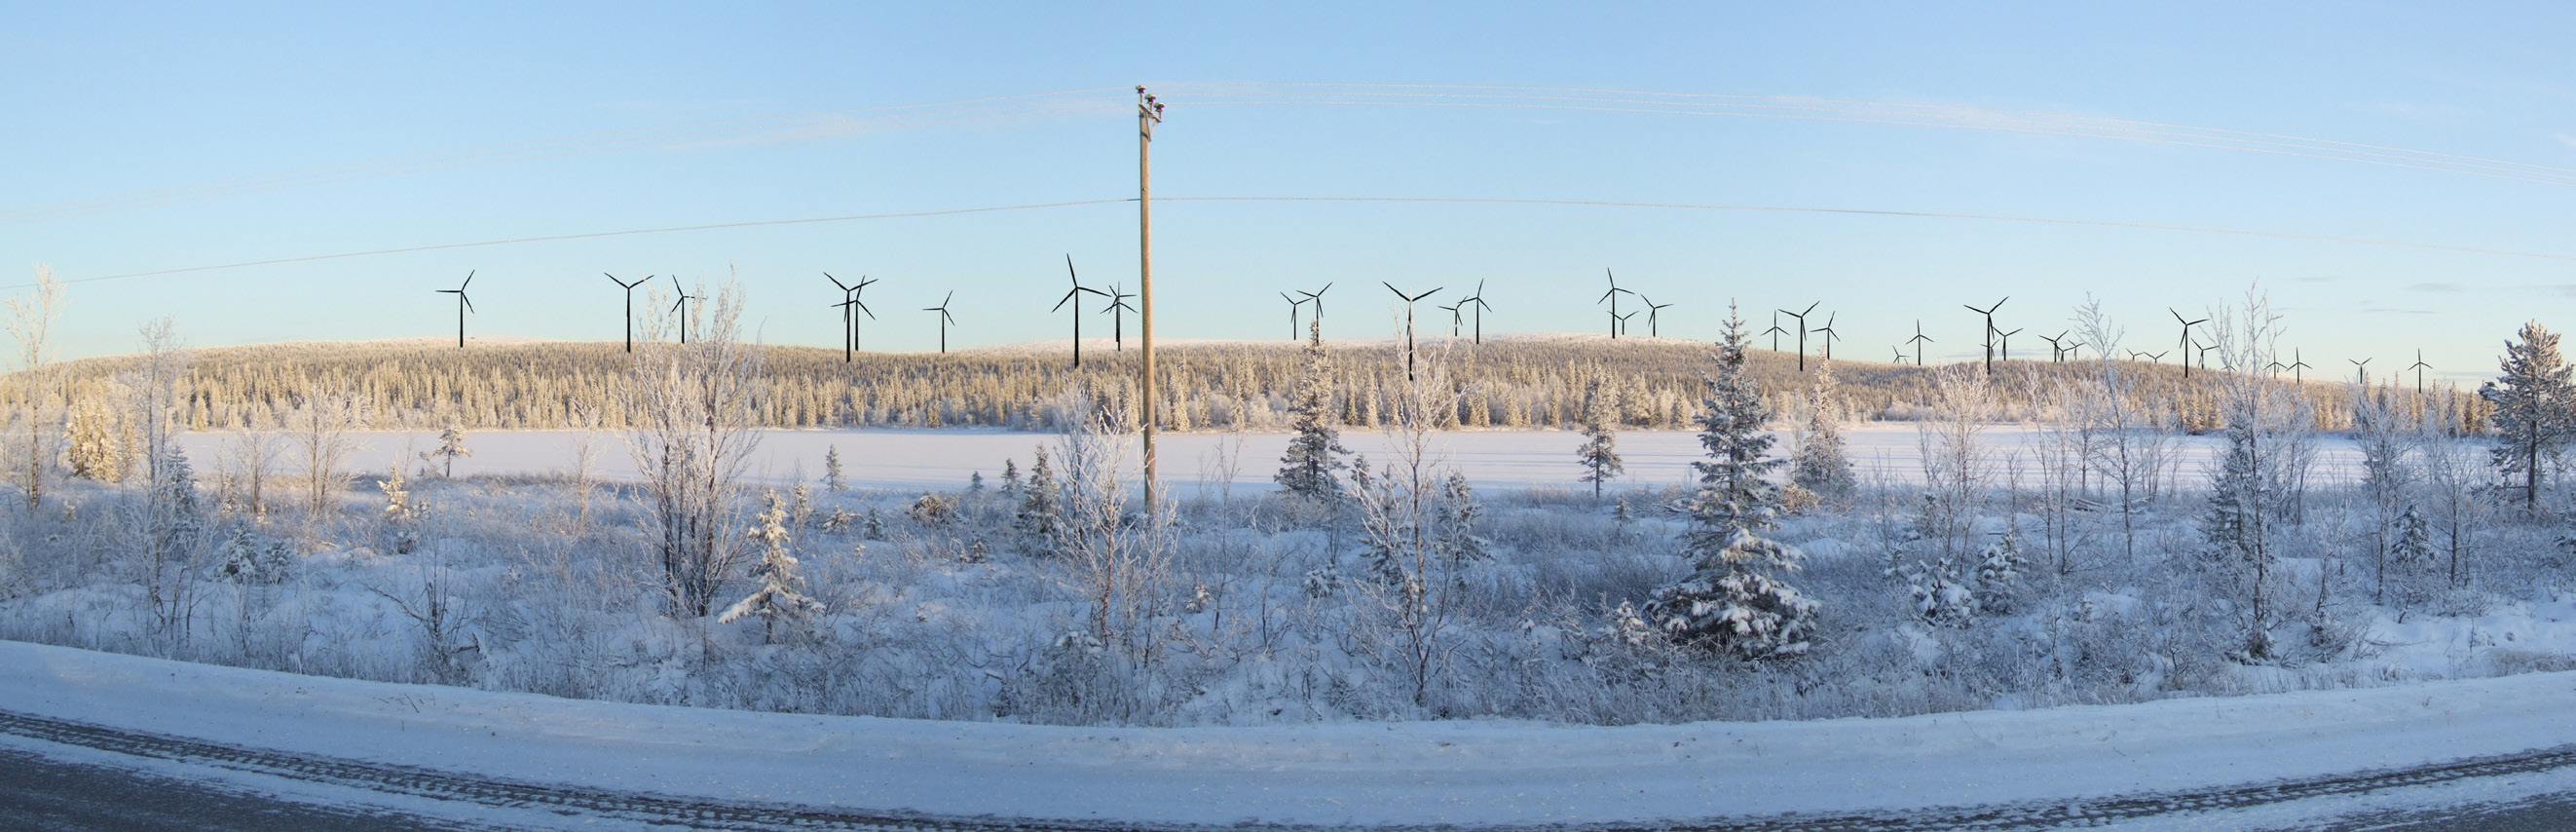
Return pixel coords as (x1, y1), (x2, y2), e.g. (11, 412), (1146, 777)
(1156, 195), (2576, 262)
(0, 89), (1130, 229)
(2, 199), (1130, 289)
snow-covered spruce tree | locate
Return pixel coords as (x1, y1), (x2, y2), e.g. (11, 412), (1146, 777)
(1018, 445), (1064, 552)
(1274, 320), (1351, 503)
(1790, 360), (1855, 501)
(143, 444), (205, 649)
(1644, 304), (1817, 660)
(1434, 471), (1488, 565)
(2199, 288), (2313, 662)
(721, 490), (824, 644)
(2389, 504), (2435, 616)
(618, 277), (765, 618)
(824, 444), (845, 492)
(1973, 528), (2024, 615)
(425, 422), (470, 477)
(2480, 321), (2573, 511)
(64, 396), (124, 481)
(379, 459), (424, 555)
(1574, 370), (1624, 500)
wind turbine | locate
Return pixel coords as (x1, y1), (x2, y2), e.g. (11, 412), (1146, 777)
(2197, 341), (2222, 372)
(2143, 350), (2169, 365)
(669, 277), (696, 345)
(1891, 346), (1908, 364)
(1613, 310), (1638, 339)
(607, 273), (651, 353)
(2170, 308), (2209, 380)
(1279, 292), (1307, 340)
(1384, 282), (1441, 381)
(1997, 327), (2023, 362)
(1296, 283), (1335, 341)
(1760, 312), (1789, 353)
(1052, 255), (1108, 368)
(2408, 350), (2432, 395)
(1437, 302), (1463, 337)
(2063, 341), (2085, 361)
(1640, 294), (1675, 338)
(1101, 284), (1137, 350)
(2349, 357), (2372, 388)
(436, 271), (476, 349)
(1812, 313), (1841, 360)
(1596, 270), (1634, 339)
(1905, 320), (1934, 366)
(2037, 330), (2070, 362)
(825, 273), (877, 361)
(923, 291), (957, 354)
(1779, 302), (1819, 371)
(2288, 349), (2312, 384)
(1962, 296), (2007, 376)
(1460, 280), (1493, 344)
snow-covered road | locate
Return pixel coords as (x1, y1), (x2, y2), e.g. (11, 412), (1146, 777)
(2, 640), (2571, 829)
(176, 425), (2375, 494)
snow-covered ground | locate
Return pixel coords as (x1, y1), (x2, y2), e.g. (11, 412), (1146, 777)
(174, 424), (2371, 493)
(2, 638), (2570, 828)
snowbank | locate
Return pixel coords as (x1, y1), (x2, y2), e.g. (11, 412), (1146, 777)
(1, 639), (2568, 826)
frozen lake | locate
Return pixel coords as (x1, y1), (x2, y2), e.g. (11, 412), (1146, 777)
(176, 425), (2378, 496)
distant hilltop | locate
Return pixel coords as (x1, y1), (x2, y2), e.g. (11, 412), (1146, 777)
(5, 335), (2474, 435)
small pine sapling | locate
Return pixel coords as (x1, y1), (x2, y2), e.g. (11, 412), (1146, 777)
(863, 507), (885, 539)
(425, 423), (471, 478)
(823, 444), (846, 492)
(1018, 446), (1064, 548)
(969, 472), (986, 494)
(1434, 471), (1489, 564)
(1790, 362), (1856, 500)
(1001, 459), (1021, 498)
(1974, 529), (2025, 615)
(720, 490), (825, 643)
(1575, 373), (1624, 500)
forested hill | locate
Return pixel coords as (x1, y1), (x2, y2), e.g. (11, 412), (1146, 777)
(5, 336), (2481, 435)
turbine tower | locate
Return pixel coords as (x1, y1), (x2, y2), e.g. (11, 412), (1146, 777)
(1906, 320), (1934, 366)
(436, 271), (476, 349)
(669, 278), (696, 345)
(2171, 308), (2209, 380)
(1640, 294), (1674, 338)
(1101, 284), (1137, 350)
(1460, 280), (1493, 344)
(607, 272), (651, 353)
(1279, 292), (1307, 340)
(1596, 270), (1633, 339)
(1779, 302), (1818, 371)
(1760, 312), (1788, 353)
(2408, 350), (2432, 395)
(923, 291), (957, 354)
(1812, 313), (1841, 360)
(1383, 282), (1441, 381)
(1296, 283), (1335, 342)
(1962, 296), (2006, 376)
(825, 273), (878, 361)
(1052, 255), (1108, 368)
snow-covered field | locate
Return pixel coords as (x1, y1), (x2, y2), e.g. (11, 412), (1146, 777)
(5, 637), (2573, 828)
(173, 424), (2372, 493)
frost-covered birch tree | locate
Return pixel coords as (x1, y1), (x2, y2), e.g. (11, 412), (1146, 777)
(2199, 287), (2312, 662)
(620, 278), (765, 618)
(3, 265), (63, 508)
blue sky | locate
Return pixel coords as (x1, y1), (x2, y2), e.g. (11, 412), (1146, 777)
(4, 2), (2573, 382)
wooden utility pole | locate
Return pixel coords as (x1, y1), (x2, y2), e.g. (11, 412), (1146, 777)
(1137, 86), (1164, 510)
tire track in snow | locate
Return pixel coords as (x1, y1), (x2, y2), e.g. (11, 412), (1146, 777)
(0, 707), (2566, 830)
